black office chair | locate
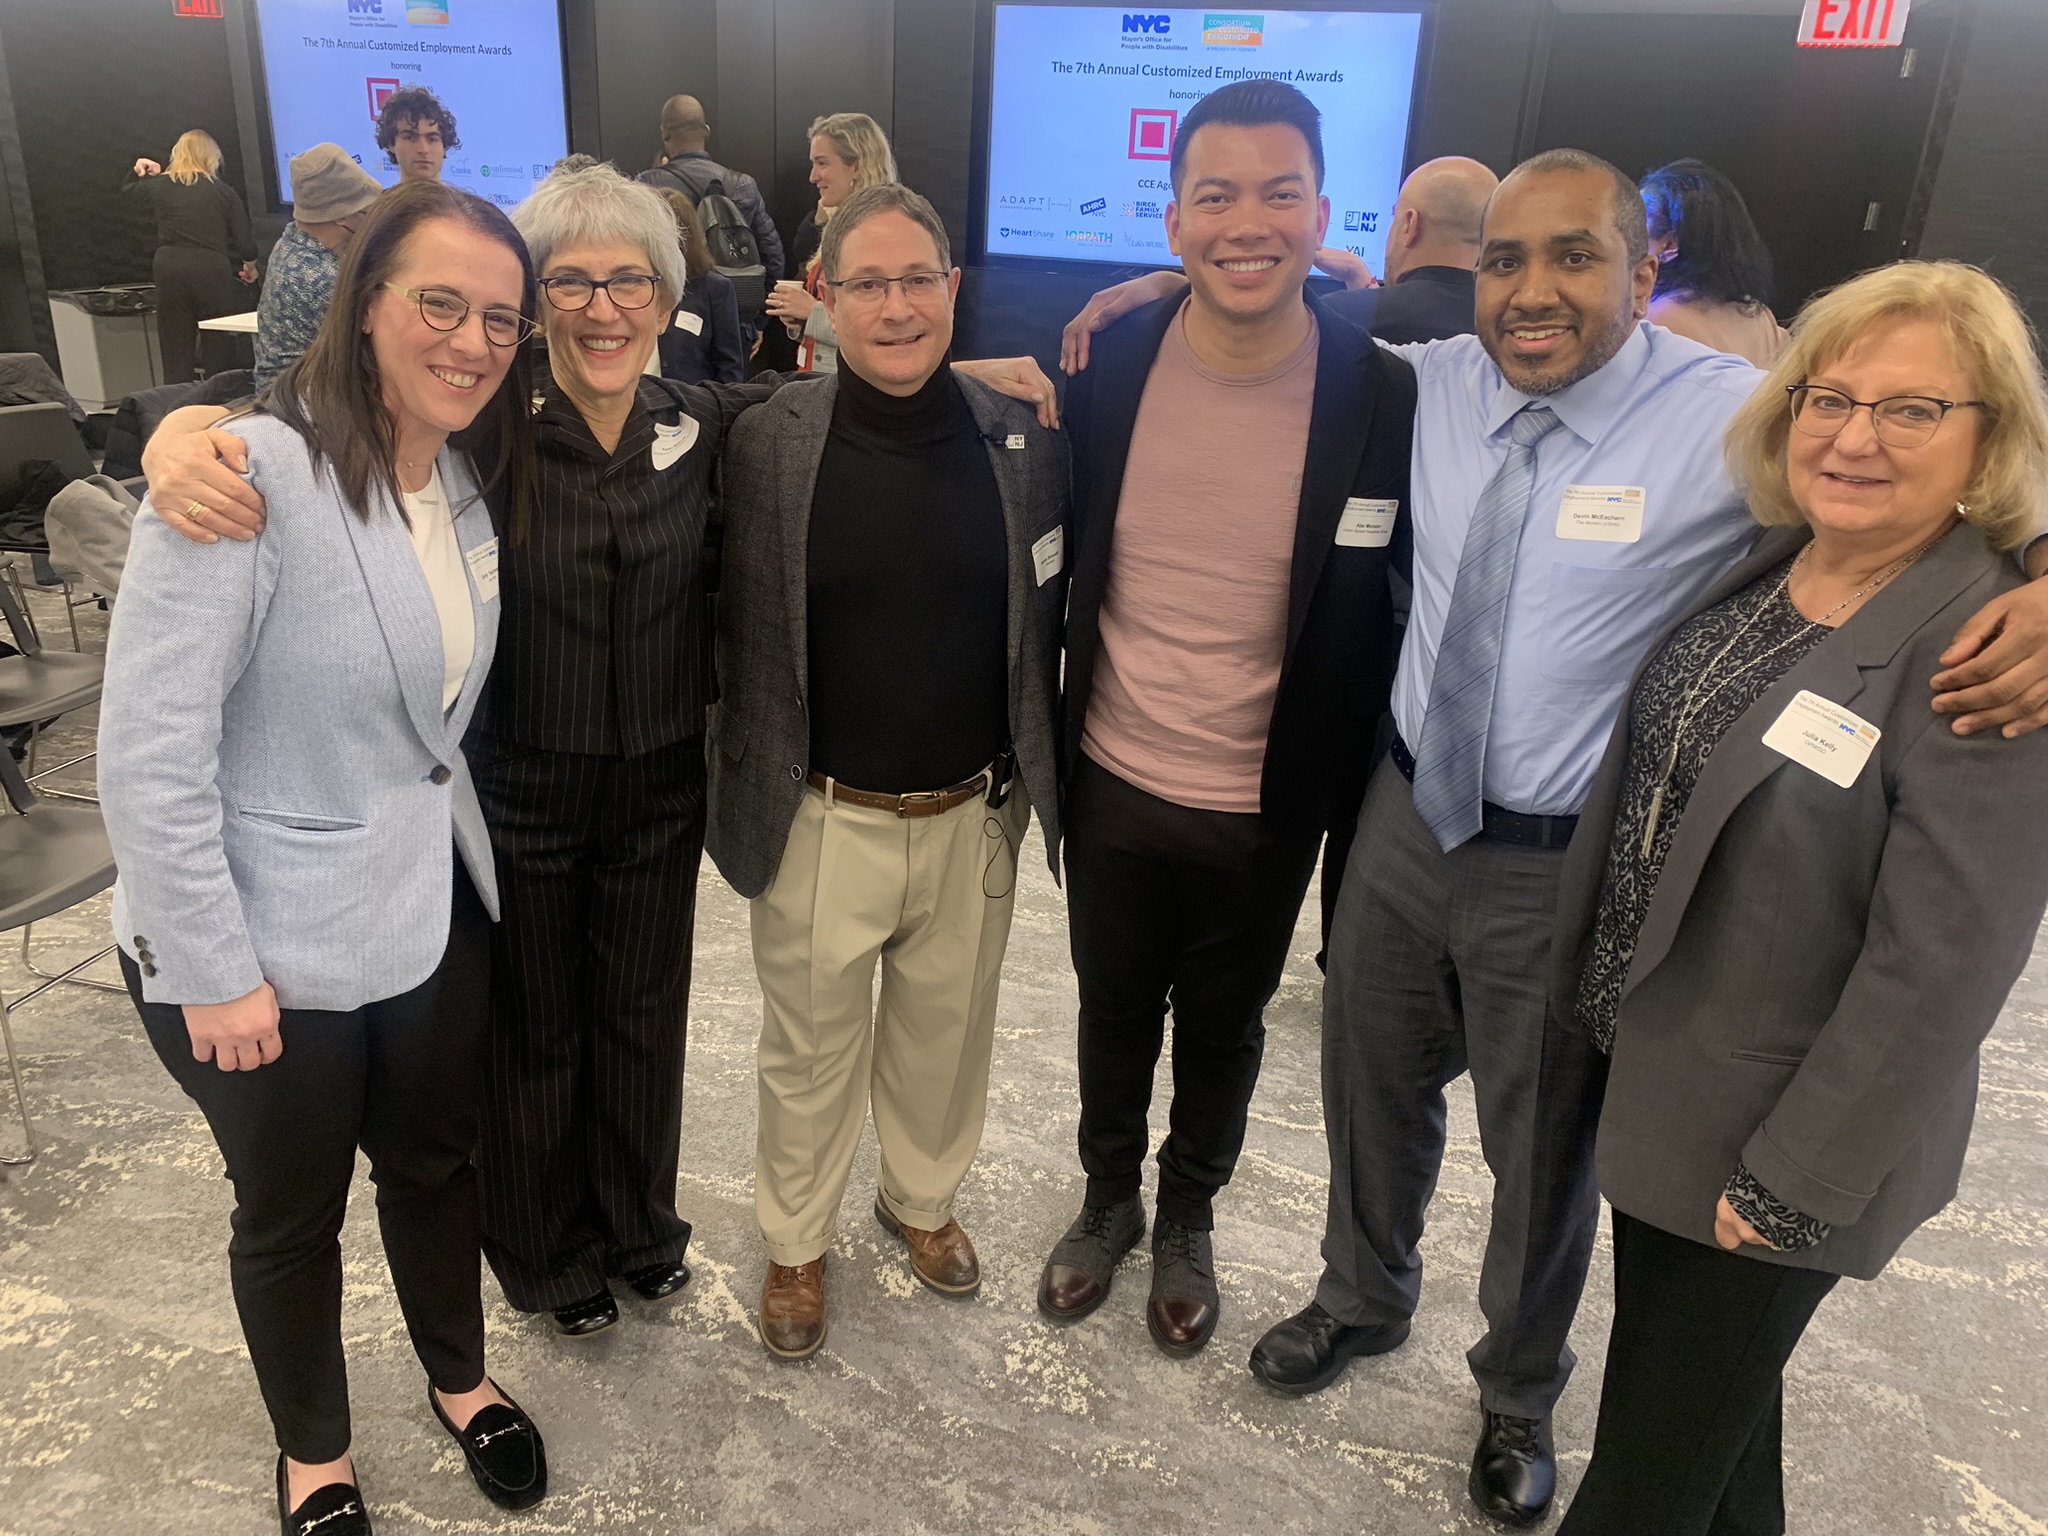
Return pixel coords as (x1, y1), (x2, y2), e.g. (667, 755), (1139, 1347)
(0, 402), (100, 650)
(0, 574), (102, 787)
(0, 743), (117, 1166)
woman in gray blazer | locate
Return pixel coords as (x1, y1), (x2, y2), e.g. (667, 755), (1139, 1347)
(98, 180), (550, 1535)
(1551, 261), (2048, 1536)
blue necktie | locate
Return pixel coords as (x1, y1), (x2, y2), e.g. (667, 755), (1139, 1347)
(1410, 404), (1563, 851)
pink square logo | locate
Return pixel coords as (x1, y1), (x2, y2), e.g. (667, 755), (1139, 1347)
(367, 78), (402, 121)
(1128, 108), (1178, 162)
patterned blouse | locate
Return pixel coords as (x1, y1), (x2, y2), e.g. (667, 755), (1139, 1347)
(1577, 562), (1833, 1252)
(253, 224), (340, 392)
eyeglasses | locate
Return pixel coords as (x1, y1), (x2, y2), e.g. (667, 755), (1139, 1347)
(822, 271), (950, 306)
(537, 273), (660, 312)
(1786, 385), (1986, 449)
(384, 283), (535, 347)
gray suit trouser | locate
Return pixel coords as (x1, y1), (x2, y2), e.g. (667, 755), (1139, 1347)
(1315, 757), (1606, 1419)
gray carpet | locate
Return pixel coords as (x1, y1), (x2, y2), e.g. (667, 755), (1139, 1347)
(3, 585), (2045, 1535)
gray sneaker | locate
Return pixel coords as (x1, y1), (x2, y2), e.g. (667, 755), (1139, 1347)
(1037, 1196), (1147, 1322)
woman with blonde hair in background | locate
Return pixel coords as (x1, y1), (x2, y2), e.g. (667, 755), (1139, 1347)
(123, 129), (258, 383)
(1552, 259), (2048, 1534)
(763, 111), (896, 372)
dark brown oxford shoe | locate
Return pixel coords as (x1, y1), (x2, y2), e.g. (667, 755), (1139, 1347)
(874, 1199), (981, 1295)
(1037, 1196), (1147, 1323)
(1146, 1219), (1219, 1357)
(759, 1255), (828, 1359)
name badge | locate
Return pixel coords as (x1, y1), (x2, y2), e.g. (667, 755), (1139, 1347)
(1031, 526), (1064, 587)
(651, 415), (701, 471)
(1762, 690), (1880, 788)
(1557, 484), (1646, 543)
(464, 537), (500, 604)
(673, 306), (705, 336)
(1336, 497), (1397, 548)
(1005, 432), (1027, 450)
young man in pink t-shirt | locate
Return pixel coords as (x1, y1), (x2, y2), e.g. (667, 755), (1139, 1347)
(1038, 80), (1416, 1359)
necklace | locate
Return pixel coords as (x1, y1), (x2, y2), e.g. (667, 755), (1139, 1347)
(1637, 530), (1942, 860)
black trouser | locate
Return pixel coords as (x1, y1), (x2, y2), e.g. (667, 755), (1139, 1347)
(127, 868), (491, 1464)
(472, 734), (706, 1311)
(152, 244), (242, 384)
(1065, 753), (1323, 1230)
(1559, 1212), (1841, 1536)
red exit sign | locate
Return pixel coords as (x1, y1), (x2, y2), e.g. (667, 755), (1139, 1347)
(1799, 0), (1910, 47)
(174, 0), (225, 15)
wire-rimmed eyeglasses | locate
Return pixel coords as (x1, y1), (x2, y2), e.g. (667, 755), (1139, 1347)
(537, 273), (661, 312)
(1786, 384), (1986, 449)
(821, 271), (950, 305)
(384, 283), (535, 347)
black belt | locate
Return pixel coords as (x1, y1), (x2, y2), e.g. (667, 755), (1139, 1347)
(1388, 735), (1578, 851)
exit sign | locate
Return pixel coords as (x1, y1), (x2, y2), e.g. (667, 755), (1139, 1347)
(1799, 0), (1910, 47)
(174, 0), (224, 15)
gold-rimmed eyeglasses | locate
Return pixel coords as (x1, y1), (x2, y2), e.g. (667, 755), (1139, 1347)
(1786, 384), (1986, 449)
(384, 283), (535, 347)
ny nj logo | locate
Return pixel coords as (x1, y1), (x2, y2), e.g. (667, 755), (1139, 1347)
(1123, 14), (1171, 34)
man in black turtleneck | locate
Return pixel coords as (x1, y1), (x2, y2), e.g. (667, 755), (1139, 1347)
(706, 184), (1070, 1362)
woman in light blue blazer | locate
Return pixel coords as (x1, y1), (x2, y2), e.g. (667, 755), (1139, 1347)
(98, 180), (550, 1536)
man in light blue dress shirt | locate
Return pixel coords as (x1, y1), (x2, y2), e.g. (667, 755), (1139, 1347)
(1240, 149), (2048, 1527)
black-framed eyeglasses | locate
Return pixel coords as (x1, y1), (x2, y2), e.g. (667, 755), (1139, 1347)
(384, 283), (535, 347)
(1786, 384), (1987, 449)
(537, 272), (660, 312)
(821, 271), (950, 305)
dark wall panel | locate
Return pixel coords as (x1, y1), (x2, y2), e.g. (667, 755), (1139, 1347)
(589, 0), (720, 175)
(766, 0), (896, 238)
(4, 0), (246, 292)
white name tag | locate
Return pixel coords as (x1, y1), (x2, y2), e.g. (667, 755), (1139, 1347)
(1031, 526), (1065, 587)
(1762, 690), (1880, 788)
(651, 415), (700, 471)
(1336, 497), (1398, 548)
(1005, 432), (1027, 450)
(1557, 484), (1646, 543)
(464, 537), (500, 604)
(673, 306), (704, 336)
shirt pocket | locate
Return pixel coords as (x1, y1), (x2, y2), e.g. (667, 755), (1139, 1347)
(1540, 563), (1688, 685)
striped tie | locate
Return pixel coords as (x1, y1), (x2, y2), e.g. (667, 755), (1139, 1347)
(1410, 404), (1563, 851)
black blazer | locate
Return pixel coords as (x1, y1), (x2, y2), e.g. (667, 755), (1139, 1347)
(1322, 265), (1476, 345)
(1062, 287), (1417, 836)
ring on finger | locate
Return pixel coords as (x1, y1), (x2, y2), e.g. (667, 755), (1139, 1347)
(184, 500), (208, 521)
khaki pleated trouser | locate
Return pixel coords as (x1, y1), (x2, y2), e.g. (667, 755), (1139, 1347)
(751, 780), (1029, 1266)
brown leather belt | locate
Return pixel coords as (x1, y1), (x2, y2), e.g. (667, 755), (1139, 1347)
(806, 768), (992, 818)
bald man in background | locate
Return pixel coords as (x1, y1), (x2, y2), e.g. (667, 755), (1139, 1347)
(1318, 156), (1497, 344)
(639, 93), (785, 283)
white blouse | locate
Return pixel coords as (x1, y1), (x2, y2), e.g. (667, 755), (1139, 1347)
(398, 466), (475, 711)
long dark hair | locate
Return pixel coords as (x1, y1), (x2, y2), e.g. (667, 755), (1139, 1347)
(267, 179), (537, 538)
(1641, 158), (1776, 309)
(657, 188), (714, 284)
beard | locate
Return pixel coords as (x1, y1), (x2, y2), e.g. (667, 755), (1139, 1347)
(1486, 302), (1638, 397)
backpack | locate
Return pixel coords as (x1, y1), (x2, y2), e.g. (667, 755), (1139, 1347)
(696, 179), (766, 324)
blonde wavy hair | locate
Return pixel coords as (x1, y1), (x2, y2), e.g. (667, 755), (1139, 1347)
(806, 112), (897, 198)
(1726, 260), (2048, 552)
(166, 130), (222, 186)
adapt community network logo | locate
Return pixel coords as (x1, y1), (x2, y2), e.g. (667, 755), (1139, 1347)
(1128, 108), (1178, 162)
(1202, 13), (1264, 46)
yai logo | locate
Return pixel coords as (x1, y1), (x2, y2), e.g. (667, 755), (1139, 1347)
(1122, 14), (1171, 35)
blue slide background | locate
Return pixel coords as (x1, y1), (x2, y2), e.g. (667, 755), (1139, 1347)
(986, 6), (1422, 270)
(254, 0), (567, 210)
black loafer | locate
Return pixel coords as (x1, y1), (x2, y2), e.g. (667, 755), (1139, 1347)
(551, 1288), (619, 1337)
(623, 1258), (693, 1302)
(1468, 1410), (1555, 1526)
(1248, 1300), (1411, 1395)
(275, 1453), (371, 1536)
(430, 1382), (548, 1511)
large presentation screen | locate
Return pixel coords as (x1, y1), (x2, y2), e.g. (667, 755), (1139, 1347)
(985, 5), (1423, 271)
(252, 0), (568, 211)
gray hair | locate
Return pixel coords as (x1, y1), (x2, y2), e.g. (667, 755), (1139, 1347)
(512, 156), (687, 304)
(1500, 148), (1650, 265)
(819, 183), (951, 282)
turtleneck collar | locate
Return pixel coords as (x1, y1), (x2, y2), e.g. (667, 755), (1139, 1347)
(832, 355), (964, 448)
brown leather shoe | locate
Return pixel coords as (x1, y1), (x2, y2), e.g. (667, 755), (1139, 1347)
(758, 1255), (827, 1359)
(874, 1198), (981, 1295)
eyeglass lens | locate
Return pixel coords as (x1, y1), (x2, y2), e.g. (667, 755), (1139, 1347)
(541, 274), (659, 311)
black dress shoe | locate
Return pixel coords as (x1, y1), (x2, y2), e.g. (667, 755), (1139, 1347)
(430, 1381), (548, 1511)
(623, 1258), (693, 1302)
(1146, 1219), (1219, 1357)
(551, 1288), (619, 1337)
(1468, 1410), (1555, 1526)
(1038, 1196), (1147, 1323)
(275, 1453), (371, 1536)
(1248, 1300), (1411, 1395)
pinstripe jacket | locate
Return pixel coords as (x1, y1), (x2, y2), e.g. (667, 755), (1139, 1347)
(100, 412), (501, 1012)
(706, 371), (1071, 900)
